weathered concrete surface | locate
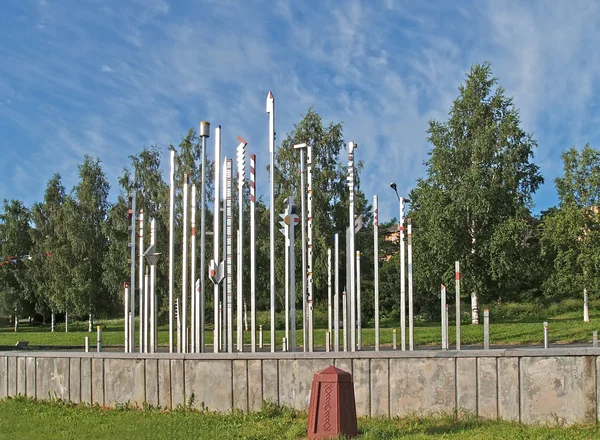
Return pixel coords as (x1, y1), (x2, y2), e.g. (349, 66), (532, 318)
(69, 358), (81, 404)
(278, 358), (330, 410)
(26, 357), (36, 398)
(247, 359), (263, 412)
(390, 358), (455, 417)
(158, 359), (171, 409)
(370, 358), (389, 417)
(16, 357), (26, 395)
(520, 356), (596, 425)
(35, 357), (69, 400)
(104, 358), (145, 407)
(233, 360), (248, 412)
(91, 358), (103, 405)
(145, 359), (158, 407)
(456, 357), (477, 415)
(262, 359), (278, 404)
(498, 357), (519, 421)
(0, 357), (7, 398)
(477, 357), (498, 418)
(184, 359), (232, 412)
(7, 356), (17, 396)
(170, 359), (185, 408)
(353, 358), (370, 417)
(80, 358), (92, 404)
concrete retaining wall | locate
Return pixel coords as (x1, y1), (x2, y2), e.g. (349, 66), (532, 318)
(2, 348), (599, 425)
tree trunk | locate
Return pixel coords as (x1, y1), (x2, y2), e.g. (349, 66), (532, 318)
(584, 286), (590, 322)
(65, 310), (69, 333)
(88, 313), (93, 332)
(471, 292), (479, 324)
(51, 311), (55, 332)
(14, 311), (18, 332)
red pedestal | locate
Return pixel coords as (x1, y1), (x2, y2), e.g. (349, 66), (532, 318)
(307, 365), (358, 439)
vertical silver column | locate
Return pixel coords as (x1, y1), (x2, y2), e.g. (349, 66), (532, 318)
(181, 175), (189, 353)
(124, 283), (129, 353)
(209, 126), (223, 353)
(168, 151), (175, 353)
(129, 192), (136, 353)
(327, 248), (332, 343)
(144, 268), (149, 352)
(266, 91), (276, 352)
(400, 197), (406, 351)
(149, 218), (157, 353)
(455, 261), (461, 350)
(236, 137), (247, 352)
(306, 144), (314, 352)
(294, 144), (307, 352)
(441, 284), (447, 350)
(334, 234), (340, 352)
(138, 209), (144, 353)
(250, 154), (257, 352)
(225, 158), (233, 353)
(374, 195), (380, 351)
(347, 141), (357, 352)
(356, 250), (361, 350)
(190, 185), (197, 353)
(408, 218), (413, 351)
(199, 122), (210, 353)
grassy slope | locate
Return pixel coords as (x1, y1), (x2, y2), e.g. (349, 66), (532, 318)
(0, 397), (598, 440)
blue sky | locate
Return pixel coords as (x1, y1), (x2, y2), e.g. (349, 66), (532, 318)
(1, 0), (599, 221)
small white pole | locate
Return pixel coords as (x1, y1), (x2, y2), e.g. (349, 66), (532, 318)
(356, 250), (362, 351)
(400, 198), (406, 351)
(334, 234), (340, 352)
(181, 175), (189, 353)
(211, 126), (222, 353)
(84, 336), (89, 353)
(124, 283), (129, 353)
(139, 209), (145, 353)
(129, 193), (136, 353)
(199, 121), (210, 354)
(190, 184), (197, 353)
(455, 261), (461, 351)
(168, 151), (175, 353)
(342, 288), (348, 352)
(267, 91), (276, 353)
(544, 321), (549, 349)
(51, 311), (55, 332)
(250, 154), (257, 353)
(348, 142), (357, 353)
(149, 218), (157, 354)
(236, 137), (247, 353)
(97, 326), (102, 353)
(441, 284), (447, 350)
(144, 268), (149, 353)
(259, 325), (263, 349)
(483, 309), (490, 350)
(326, 331), (330, 352)
(408, 218), (413, 351)
(593, 330), (598, 348)
(225, 158), (233, 353)
(294, 144), (307, 352)
(327, 248), (332, 343)
(374, 195), (380, 352)
(393, 328), (397, 350)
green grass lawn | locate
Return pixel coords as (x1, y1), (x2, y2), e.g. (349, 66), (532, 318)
(0, 396), (597, 439)
(2, 300), (600, 349)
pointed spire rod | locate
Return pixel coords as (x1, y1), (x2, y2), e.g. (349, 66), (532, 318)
(266, 91), (276, 352)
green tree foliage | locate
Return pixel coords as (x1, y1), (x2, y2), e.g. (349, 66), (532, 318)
(409, 63), (543, 317)
(541, 145), (600, 302)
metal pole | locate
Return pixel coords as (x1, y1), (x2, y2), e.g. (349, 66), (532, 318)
(326, 331), (330, 352)
(334, 234), (340, 352)
(445, 304), (449, 349)
(593, 331), (598, 348)
(348, 141), (357, 352)
(543, 321), (549, 349)
(149, 218), (157, 353)
(342, 288), (348, 352)
(250, 154), (257, 353)
(144, 267), (149, 353)
(97, 326), (102, 353)
(356, 251), (362, 350)
(211, 126), (222, 353)
(199, 121), (209, 353)
(259, 325), (263, 349)
(408, 218), (413, 351)
(237, 137), (246, 352)
(226, 158), (233, 353)
(168, 150), (175, 353)
(327, 248), (332, 341)
(294, 145), (307, 352)
(393, 328), (397, 350)
(181, 175), (189, 353)
(374, 195), (380, 351)
(441, 284), (447, 350)
(124, 283), (129, 353)
(85, 336), (89, 353)
(307, 144), (314, 352)
(483, 308), (489, 350)
(455, 261), (461, 351)
(266, 91), (276, 352)
(139, 209), (144, 353)
(400, 198), (405, 351)
(289, 202), (297, 352)
(190, 184), (197, 353)
(222, 176), (227, 352)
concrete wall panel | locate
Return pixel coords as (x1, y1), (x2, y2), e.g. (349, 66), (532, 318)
(80, 358), (92, 404)
(69, 358), (80, 404)
(7, 357), (17, 397)
(104, 358), (145, 407)
(170, 359), (185, 408)
(370, 358), (389, 417)
(262, 359), (278, 405)
(158, 359), (171, 409)
(477, 357), (498, 418)
(184, 360), (232, 412)
(91, 358), (103, 405)
(456, 357), (477, 415)
(0, 357), (7, 398)
(520, 356), (596, 425)
(390, 358), (455, 417)
(36, 358), (69, 400)
(233, 360), (248, 412)
(25, 357), (36, 398)
(353, 358), (370, 417)
(16, 357), (26, 395)
(278, 358), (330, 410)
(498, 357), (519, 421)
(247, 359), (263, 412)
(145, 359), (158, 407)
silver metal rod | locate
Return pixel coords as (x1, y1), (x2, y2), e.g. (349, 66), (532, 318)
(343, 288), (347, 352)
(267, 91), (276, 352)
(290, 205), (297, 352)
(139, 210), (144, 353)
(593, 331), (598, 348)
(190, 185), (197, 353)
(408, 218), (413, 351)
(400, 198), (405, 351)
(348, 141), (357, 352)
(327, 248), (332, 341)
(483, 308), (489, 350)
(222, 176), (227, 352)
(150, 218), (156, 353)
(445, 304), (449, 349)
(237, 229), (243, 351)
(326, 331), (330, 352)
(298, 148), (307, 351)
(199, 124), (209, 353)
(124, 284), (129, 353)
(237, 137), (246, 352)
(374, 195), (380, 351)
(307, 144), (314, 352)
(334, 234), (340, 352)
(97, 326), (102, 353)
(259, 325), (263, 349)
(226, 158), (233, 353)
(85, 336), (89, 353)
(356, 250), (362, 350)
(168, 151), (175, 353)
(455, 261), (461, 350)
(284, 216), (289, 349)
(212, 127), (222, 353)
(441, 284), (447, 350)
(181, 175), (189, 353)
(544, 321), (549, 349)
(250, 154), (256, 353)
(144, 267), (149, 353)
(393, 328), (397, 350)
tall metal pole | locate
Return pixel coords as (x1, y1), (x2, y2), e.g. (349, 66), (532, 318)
(342, 288), (348, 352)
(400, 197), (406, 351)
(408, 218), (413, 351)
(190, 185), (197, 353)
(266, 91), (276, 352)
(282, 212), (290, 350)
(348, 141), (357, 352)
(124, 283), (129, 353)
(144, 267), (149, 353)
(236, 137), (247, 352)
(374, 195), (380, 351)
(181, 174), (189, 353)
(149, 218), (157, 353)
(327, 248), (332, 342)
(209, 126), (223, 353)
(441, 284), (447, 350)
(199, 122), (210, 353)
(129, 193), (136, 353)
(334, 234), (340, 352)
(356, 250), (361, 350)
(225, 158), (233, 353)
(294, 144), (307, 352)
(250, 154), (257, 352)
(289, 203), (297, 352)
(138, 209), (144, 353)
(306, 144), (314, 352)
(168, 150), (175, 353)
(455, 260), (461, 350)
